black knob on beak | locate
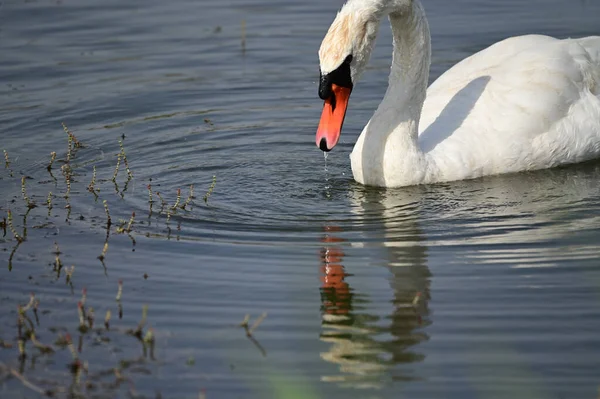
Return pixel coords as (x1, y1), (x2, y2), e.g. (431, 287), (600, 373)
(319, 138), (330, 152)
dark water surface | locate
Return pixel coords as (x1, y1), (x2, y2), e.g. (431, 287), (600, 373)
(2, 0), (600, 398)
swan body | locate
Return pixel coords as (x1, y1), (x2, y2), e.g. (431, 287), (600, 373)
(316, 0), (600, 187)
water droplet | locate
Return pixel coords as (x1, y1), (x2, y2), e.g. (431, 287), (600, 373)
(323, 151), (330, 194)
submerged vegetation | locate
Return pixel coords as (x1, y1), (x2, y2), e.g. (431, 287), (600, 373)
(0, 123), (227, 397)
(0, 288), (155, 398)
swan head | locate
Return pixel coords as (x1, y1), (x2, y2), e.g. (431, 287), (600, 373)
(315, 1), (393, 151)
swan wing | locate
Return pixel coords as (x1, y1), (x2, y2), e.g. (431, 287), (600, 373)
(418, 35), (600, 178)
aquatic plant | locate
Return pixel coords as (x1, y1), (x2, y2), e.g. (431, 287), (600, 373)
(118, 139), (134, 179)
(204, 175), (217, 204)
(239, 312), (267, 337)
(0, 285), (161, 397)
(7, 241), (22, 271)
(3, 149), (13, 177)
(127, 212), (135, 231)
(182, 184), (195, 209)
(46, 192), (53, 215)
(129, 304), (148, 339)
(143, 328), (155, 359)
(47, 151), (56, 172)
(63, 124), (74, 164)
(20, 176), (35, 209)
(62, 122), (83, 149)
(147, 184), (154, 214)
(239, 313), (268, 357)
(7, 210), (24, 243)
(155, 191), (166, 213)
(65, 265), (75, 289)
(53, 242), (63, 274)
(103, 200), (112, 228)
(0, 217), (6, 237)
(104, 310), (112, 330)
(61, 164), (72, 199)
(98, 241), (109, 263)
(172, 188), (182, 211)
(0, 121), (224, 397)
(116, 211), (135, 234)
(88, 165), (99, 198)
(116, 279), (123, 302)
(112, 152), (121, 182)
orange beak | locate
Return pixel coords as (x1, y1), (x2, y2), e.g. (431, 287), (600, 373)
(316, 84), (352, 151)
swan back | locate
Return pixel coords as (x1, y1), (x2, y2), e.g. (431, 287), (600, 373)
(418, 35), (600, 183)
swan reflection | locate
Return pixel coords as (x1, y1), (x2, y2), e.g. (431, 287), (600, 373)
(318, 189), (431, 388)
(318, 160), (600, 390)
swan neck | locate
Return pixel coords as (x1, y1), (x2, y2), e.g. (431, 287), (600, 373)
(387, 0), (431, 129)
(350, 0), (433, 187)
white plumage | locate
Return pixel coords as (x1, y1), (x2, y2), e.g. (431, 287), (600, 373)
(319, 0), (600, 187)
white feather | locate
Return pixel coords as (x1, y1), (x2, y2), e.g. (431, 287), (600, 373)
(321, 0), (600, 187)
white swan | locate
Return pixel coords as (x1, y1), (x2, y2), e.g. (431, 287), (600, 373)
(315, 0), (600, 187)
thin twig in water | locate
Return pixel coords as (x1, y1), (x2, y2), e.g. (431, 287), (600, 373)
(116, 212), (135, 234)
(98, 241), (109, 262)
(65, 265), (75, 289)
(238, 313), (267, 336)
(143, 328), (155, 359)
(46, 192), (53, 216)
(147, 184), (154, 215)
(3, 149), (13, 177)
(103, 200), (112, 228)
(7, 210), (24, 243)
(6, 365), (52, 396)
(0, 217), (6, 237)
(17, 337), (25, 359)
(21, 293), (35, 312)
(182, 184), (194, 210)
(126, 211), (135, 232)
(20, 176), (35, 209)
(204, 175), (216, 204)
(112, 153), (121, 182)
(61, 164), (72, 199)
(119, 139), (133, 179)
(238, 314), (268, 357)
(53, 242), (63, 273)
(248, 312), (267, 335)
(63, 124), (73, 164)
(8, 241), (22, 271)
(30, 333), (54, 354)
(116, 280), (123, 302)
(47, 151), (56, 172)
(77, 302), (86, 332)
(86, 307), (94, 329)
(156, 191), (166, 213)
(88, 166), (99, 198)
(80, 287), (87, 307)
(172, 188), (181, 211)
(131, 305), (148, 338)
(62, 122), (83, 148)
(104, 310), (112, 331)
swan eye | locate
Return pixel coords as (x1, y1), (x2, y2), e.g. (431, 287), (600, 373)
(319, 54), (354, 100)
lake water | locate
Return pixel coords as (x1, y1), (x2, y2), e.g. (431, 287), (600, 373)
(2, 0), (600, 398)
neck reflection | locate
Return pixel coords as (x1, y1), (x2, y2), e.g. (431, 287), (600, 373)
(318, 189), (431, 387)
